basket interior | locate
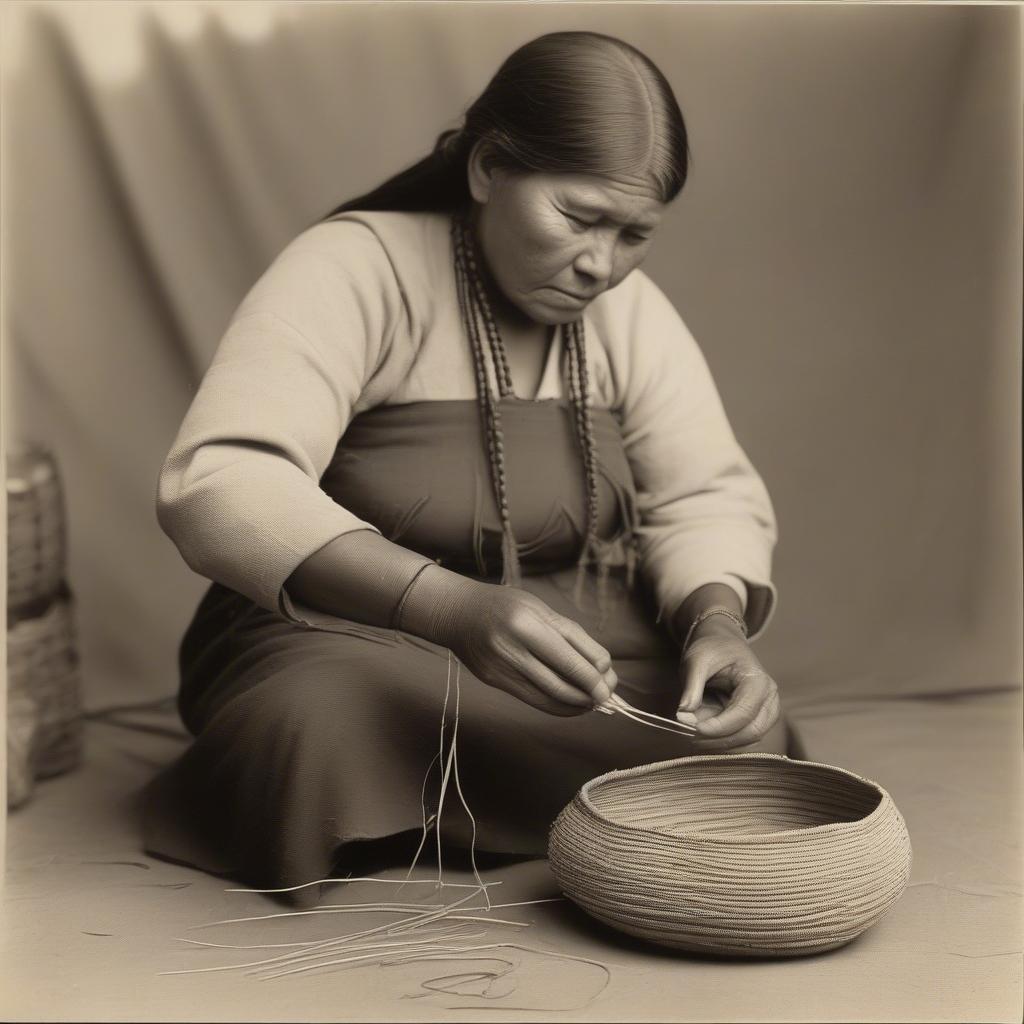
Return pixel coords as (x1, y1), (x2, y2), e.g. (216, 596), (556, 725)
(587, 757), (882, 838)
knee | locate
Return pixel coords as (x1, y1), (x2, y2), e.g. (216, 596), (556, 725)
(220, 673), (350, 746)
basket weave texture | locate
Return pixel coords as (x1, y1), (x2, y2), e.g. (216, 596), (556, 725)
(5, 446), (82, 796)
(7, 592), (82, 780)
(6, 693), (39, 808)
(6, 447), (66, 620)
(548, 753), (912, 958)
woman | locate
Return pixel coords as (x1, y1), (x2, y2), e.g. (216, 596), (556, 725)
(143, 31), (797, 901)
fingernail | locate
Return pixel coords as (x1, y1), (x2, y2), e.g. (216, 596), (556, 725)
(675, 710), (698, 726)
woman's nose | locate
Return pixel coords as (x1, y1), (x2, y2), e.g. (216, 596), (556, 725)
(573, 233), (615, 287)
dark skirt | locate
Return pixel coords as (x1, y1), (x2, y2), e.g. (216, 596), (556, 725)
(142, 400), (797, 901)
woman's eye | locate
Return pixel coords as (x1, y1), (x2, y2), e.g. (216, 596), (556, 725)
(562, 211), (593, 230)
(624, 231), (650, 246)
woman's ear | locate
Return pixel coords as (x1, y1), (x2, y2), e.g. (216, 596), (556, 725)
(467, 139), (499, 205)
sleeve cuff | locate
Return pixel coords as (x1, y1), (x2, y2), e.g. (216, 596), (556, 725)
(276, 585), (404, 635)
(276, 528), (436, 634)
(742, 579), (777, 642)
(716, 574), (749, 613)
(656, 575), (778, 644)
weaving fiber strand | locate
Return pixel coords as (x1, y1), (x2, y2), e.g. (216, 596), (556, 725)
(162, 650), (605, 1004)
(597, 692), (698, 737)
(548, 755), (912, 957)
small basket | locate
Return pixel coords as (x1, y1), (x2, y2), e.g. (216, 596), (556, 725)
(7, 446), (67, 621)
(7, 597), (82, 779)
(6, 692), (39, 809)
(549, 753), (912, 958)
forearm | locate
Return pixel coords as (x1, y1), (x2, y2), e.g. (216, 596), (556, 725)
(284, 529), (479, 644)
(669, 582), (746, 649)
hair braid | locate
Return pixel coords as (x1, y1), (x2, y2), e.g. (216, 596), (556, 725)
(573, 323), (602, 554)
(565, 320), (608, 617)
(452, 217), (521, 584)
(461, 229), (515, 398)
(574, 325), (638, 592)
(452, 213), (634, 612)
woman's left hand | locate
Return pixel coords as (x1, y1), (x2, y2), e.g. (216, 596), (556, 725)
(676, 626), (780, 751)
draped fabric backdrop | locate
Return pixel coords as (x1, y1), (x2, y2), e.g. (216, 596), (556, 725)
(3, 2), (1021, 713)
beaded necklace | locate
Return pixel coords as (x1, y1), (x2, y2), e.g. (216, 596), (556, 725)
(452, 212), (622, 609)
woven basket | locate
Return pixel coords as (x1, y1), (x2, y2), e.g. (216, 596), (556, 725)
(7, 597), (82, 779)
(548, 753), (912, 958)
(6, 692), (39, 809)
(6, 446), (66, 620)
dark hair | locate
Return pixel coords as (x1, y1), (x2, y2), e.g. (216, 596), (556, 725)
(324, 31), (690, 218)
(324, 32), (688, 610)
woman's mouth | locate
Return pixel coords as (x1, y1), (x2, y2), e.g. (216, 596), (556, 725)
(545, 287), (592, 306)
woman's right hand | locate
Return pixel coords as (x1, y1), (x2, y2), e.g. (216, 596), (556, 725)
(400, 566), (617, 716)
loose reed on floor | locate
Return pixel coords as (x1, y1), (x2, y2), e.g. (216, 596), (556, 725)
(164, 651), (612, 1009)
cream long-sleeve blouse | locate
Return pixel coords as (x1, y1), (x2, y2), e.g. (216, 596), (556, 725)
(157, 210), (779, 639)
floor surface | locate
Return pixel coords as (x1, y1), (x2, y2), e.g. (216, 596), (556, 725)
(2, 690), (1021, 1022)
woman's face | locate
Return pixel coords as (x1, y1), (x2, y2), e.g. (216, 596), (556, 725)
(469, 161), (667, 327)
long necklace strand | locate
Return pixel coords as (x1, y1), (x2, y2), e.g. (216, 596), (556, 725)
(453, 218), (521, 583)
(453, 213), (611, 606)
(572, 320), (611, 607)
(460, 225), (515, 399)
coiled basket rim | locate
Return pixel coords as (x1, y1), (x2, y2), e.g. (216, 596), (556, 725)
(573, 752), (893, 845)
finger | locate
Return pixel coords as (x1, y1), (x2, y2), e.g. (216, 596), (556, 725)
(547, 616), (613, 674)
(675, 709), (699, 730)
(501, 676), (591, 717)
(696, 686), (779, 745)
(694, 697), (725, 724)
(695, 675), (775, 739)
(693, 692), (780, 750)
(528, 624), (613, 705)
(502, 646), (597, 709)
(677, 649), (715, 714)
(696, 693), (779, 749)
